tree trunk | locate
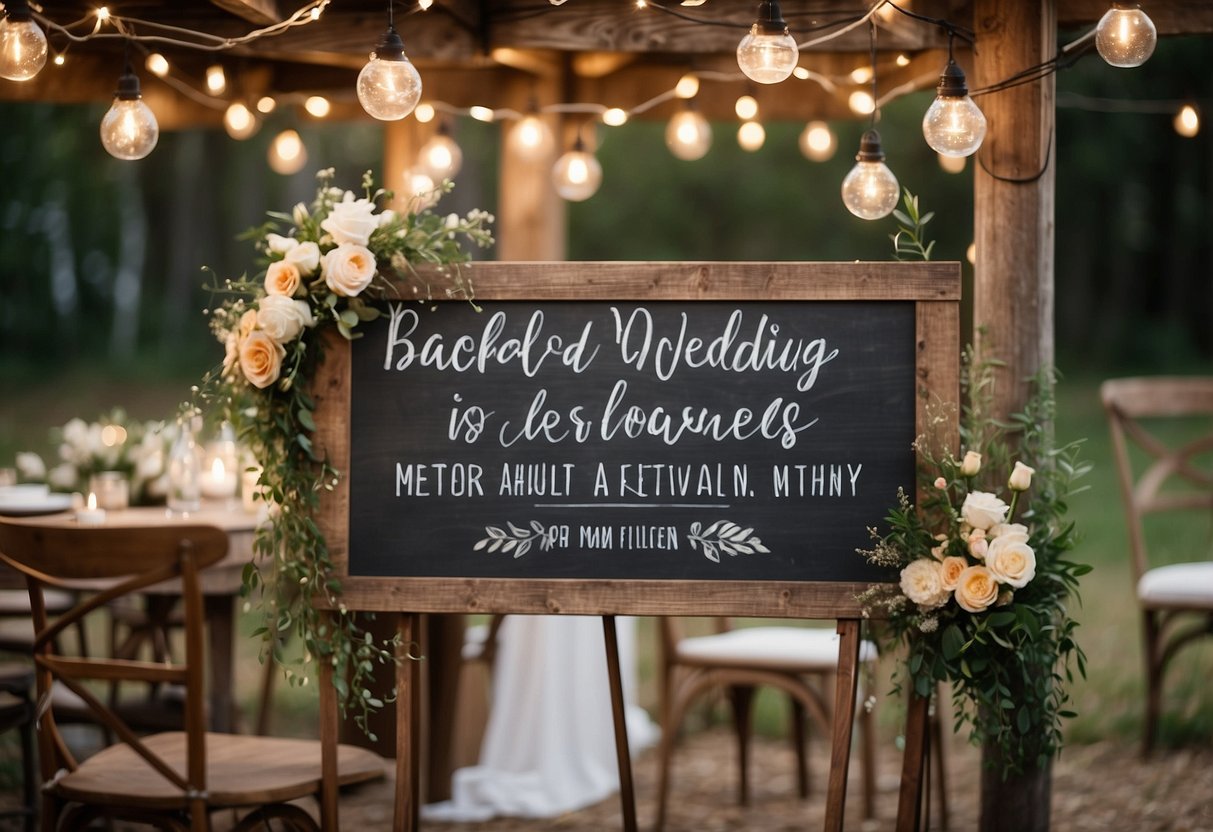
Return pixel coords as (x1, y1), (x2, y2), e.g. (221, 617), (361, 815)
(979, 741), (1052, 832)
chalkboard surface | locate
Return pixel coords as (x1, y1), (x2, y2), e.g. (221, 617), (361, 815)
(347, 299), (913, 583)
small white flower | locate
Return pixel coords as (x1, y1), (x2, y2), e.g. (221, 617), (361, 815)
(15, 451), (45, 481)
(266, 233), (298, 254)
(960, 450), (982, 477)
(291, 202), (309, 225)
(1008, 461), (1036, 491)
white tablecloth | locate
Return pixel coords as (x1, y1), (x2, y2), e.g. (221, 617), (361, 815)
(422, 615), (659, 821)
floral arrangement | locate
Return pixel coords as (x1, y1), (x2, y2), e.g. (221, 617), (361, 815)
(859, 355), (1091, 773)
(198, 169), (493, 734)
(14, 409), (172, 503)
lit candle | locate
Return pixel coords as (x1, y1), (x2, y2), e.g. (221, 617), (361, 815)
(77, 492), (107, 525)
(201, 456), (238, 500)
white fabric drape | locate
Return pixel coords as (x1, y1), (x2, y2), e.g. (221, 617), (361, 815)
(422, 615), (659, 821)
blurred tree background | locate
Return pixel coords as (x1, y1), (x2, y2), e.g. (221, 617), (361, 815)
(0, 34), (1209, 450)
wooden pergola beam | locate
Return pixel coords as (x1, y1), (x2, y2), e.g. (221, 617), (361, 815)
(208, 0), (283, 26)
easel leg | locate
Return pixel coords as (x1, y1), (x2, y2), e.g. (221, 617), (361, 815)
(896, 691), (931, 832)
(824, 619), (861, 832)
(602, 615), (638, 832)
(319, 611), (339, 832)
(394, 613), (422, 832)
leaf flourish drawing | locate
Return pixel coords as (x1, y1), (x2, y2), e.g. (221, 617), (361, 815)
(473, 520), (555, 559)
(687, 520), (771, 564)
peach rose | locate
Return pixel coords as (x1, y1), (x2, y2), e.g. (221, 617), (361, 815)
(322, 243), (376, 297)
(238, 330), (286, 389)
(900, 559), (949, 610)
(938, 556), (969, 591)
(265, 260), (302, 297)
(257, 295), (315, 343)
(985, 536), (1037, 588)
(954, 565), (999, 613)
(238, 308), (258, 338)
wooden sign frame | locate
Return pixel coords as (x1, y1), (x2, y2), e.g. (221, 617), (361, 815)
(313, 261), (960, 832)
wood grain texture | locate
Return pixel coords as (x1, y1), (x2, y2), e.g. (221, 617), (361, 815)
(896, 692), (932, 832)
(823, 619), (862, 832)
(314, 329), (354, 580)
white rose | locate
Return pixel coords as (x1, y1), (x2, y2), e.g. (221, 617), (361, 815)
(960, 450), (982, 477)
(15, 451), (46, 481)
(961, 490), (1009, 531)
(899, 559), (950, 610)
(257, 295), (315, 343)
(322, 244), (377, 297)
(377, 209), (397, 228)
(62, 417), (88, 449)
(989, 522), (1030, 545)
(47, 463), (78, 490)
(1009, 461), (1036, 491)
(954, 565), (999, 613)
(266, 233), (298, 254)
(320, 196), (379, 246)
(985, 536), (1037, 588)
(285, 241), (320, 276)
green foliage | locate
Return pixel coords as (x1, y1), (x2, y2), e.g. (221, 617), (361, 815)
(859, 351), (1092, 774)
(890, 189), (935, 262)
(196, 169), (493, 735)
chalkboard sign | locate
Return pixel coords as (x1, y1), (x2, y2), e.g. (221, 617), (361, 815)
(314, 262), (960, 618)
(348, 300), (913, 583)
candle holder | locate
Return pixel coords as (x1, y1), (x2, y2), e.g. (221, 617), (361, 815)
(88, 471), (130, 510)
(201, 422), (240, 503)
(167, 415), (203, 514)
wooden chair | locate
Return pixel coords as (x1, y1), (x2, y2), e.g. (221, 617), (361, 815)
(1102, 377), (1213, 752)
(0, 517), (385, 831)
(654, 618), (877, 831)
(0, 662), (37, 832)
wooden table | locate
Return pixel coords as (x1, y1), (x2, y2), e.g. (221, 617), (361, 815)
(28, 502), (259, 733)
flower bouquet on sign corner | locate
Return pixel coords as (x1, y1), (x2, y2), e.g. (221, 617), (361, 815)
(858, 353), (1092, 776)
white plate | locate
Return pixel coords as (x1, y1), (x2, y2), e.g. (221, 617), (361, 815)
(0, 493), (74, 516)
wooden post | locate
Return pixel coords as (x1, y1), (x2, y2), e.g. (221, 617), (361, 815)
(384, 117), (426, 213)
(497, 72), (567, 261)
(973, 0), (1057, 420)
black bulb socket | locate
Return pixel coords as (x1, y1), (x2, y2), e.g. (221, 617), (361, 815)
(4, 0), (32, 22)
(855, 129), (886, 162)
(753, 0), (788, 35)
(936, 59), (969, 98)
(114, 70), (143, 101)
(375, 26), (406, 62)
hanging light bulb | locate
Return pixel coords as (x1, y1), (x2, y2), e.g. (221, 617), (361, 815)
(938, 152), (966, 174)
(674, 73), (700, 99)
(403, 167), (439, 209)
(419, 122), (463, 179)
(840, 129), (899, 221)
(508, 113), (555, 162)
(735, 95), (759, 120)
(205, 64), (226, 95)
(1095, 3), (1156, 67)
(799, 120), (836, 162)
(99, 65), (159, 160)
(665, 106), (711, 161)
(356, 16), (423, 120)
(256, 95), (276, 114)
(602, 107), (629, 127)
(0, 0), (48, 81)
(1174, 103), (1200, 138)
(551, 137), (602, 202)
(848, 90), (875, 116)
(737, 121), (765, 152)
(737, 0), (798, 84)
(223, 102), (260, 140)
(305, 95), (331, 118)
(413, 101), (436, 123)
(921, 59), (987, 157)
(145, 52), (170, 78)
(469, 106), (495, 122)
(268, 129), (307, 175)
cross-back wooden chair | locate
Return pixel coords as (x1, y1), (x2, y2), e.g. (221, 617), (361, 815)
(654, 618), (877, 831)
(1102, 377), (1213, 753)
(0, 516), (385, 832)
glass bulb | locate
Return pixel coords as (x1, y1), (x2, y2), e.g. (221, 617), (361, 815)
(841, 160), (900, 220)
(602, 107), (628, 127)
(205, 64), (226, 95)
(223, 102), (259, 140)
(413, 101), (435, 123)
(735, 95), (759, 120)
(419, 132), (463, 179)
(0, 15), (48, 81)
(357, 55), (423, 120)
(736, 24), (798, 84)
(99, 98), (159, 160)
(737, 120), (765, 152)
(665, 110), (711, 161)
(922, 94), (987, 157)
(145, 52), (169, 77)
(848, 90), (875, 116)
(674, 73), (700, 99)
(508, 115), (554, 162)
(938, 152), (966, 174)
(403, 167), (439, 209)
(257, 96), (276, 114)
(1095, 4), (1156, 67)
(304, 95), (331, 118)
(799, 120), (836, 162)
(551, 149), (602, 202)
(268, 129), (307, 175)
(1174, 104), (1199, 138)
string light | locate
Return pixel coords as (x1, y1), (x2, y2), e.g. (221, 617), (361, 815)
(419, 122), (463, 179)
(0, 0), (49, 81)
(413, 101), (436, 123)
(268, 129), (307, 175)
(737, 0), (798, 84)
(938, 152), (966, 173)
(205, 63), (226, 94)
(469, 106), (494, 122)
(841, 129), (899, 220)
(256, 96), (276, 114)
(552, 136), (602, 201)
(356, 2), (423, 120)
(145, 52), (169, 77)
(734, 95), (759, 120)
(849, 66), (873, 84)
(1095, 3), (1156, 67)
(895, 53), (911, 67)
(52, 53), (64, 66)
(922, 57), (986, 157)
(507, 113), (555, 162)
(403, 167), (439, 209)
(665, 105), (711, 161)
(304, 95), (330, 117)
(99, 62), (159, 160)
(737, 120), (765, 151)
(1174, 104), (1200, 137)
(799, 120), (836, 162)
(602, 107), (628, 126)
(674, 73), (700, 99)
(223, 101), (259, 140)
(848, 90), (875, 115)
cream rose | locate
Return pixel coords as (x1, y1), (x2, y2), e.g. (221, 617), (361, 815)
(968, 528), (989, 559)
(15, 451), (46, 481)
(285, 240), (320, 276)
(954, 565), (999, 613)
(264, 260), (302, 297)
(238, 330), (286, 389)
(222, 331), (239, 378)
(985, 536), (1037, 588)
(320, 196), (379, 246)
(989, 522), (1030, 545)
(938, 556), (969, 591)
(266, 233), (298, 254)
(238, 308), (258, 338)
(322, 243), (377, 297)
(900, 559), (950, 609)
(961, 490), (1009, 531)
(257, 295), (315, 343)
(960, 450), (982, 476)
(1009, 461), (1036, 491)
